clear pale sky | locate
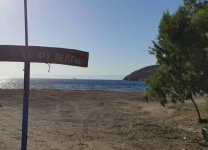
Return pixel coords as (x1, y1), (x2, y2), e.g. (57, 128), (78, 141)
(0, 0), (182, 79)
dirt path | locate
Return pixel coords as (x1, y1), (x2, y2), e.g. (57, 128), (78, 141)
(0, 90), (208, 149)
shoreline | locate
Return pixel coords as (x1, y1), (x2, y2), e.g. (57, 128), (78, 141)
(0, 88), (145, 93)
(0, 79), (146, 92)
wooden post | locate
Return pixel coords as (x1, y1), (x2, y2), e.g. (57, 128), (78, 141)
(21, 0), (30, 149)
(0, 1), (89, 150)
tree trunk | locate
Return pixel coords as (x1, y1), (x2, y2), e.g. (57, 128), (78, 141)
(189, 95), (202, 121)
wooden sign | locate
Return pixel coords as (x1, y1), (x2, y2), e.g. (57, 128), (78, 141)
(0, 45), (89, 67)
(1, 1), (90, 150)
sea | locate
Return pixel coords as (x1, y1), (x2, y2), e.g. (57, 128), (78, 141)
(0, 79), (147, 92)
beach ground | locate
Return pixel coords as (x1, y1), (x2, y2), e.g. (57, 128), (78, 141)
(0, 89), (208, 150)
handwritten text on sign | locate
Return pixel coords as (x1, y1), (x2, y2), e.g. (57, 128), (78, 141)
(0, 45), (89, 67)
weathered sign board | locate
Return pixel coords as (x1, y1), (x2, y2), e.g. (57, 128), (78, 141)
(0, 45), (89, 150)
(1, 1), (90, 150)
(0, 45), (89, 67)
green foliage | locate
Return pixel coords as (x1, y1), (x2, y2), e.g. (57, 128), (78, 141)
(205, 97), (208, 112)
(145, 0), (208, 121)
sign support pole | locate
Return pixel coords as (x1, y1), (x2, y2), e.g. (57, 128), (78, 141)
(0, 0), (88, 149)
(21, 0), (30, 149)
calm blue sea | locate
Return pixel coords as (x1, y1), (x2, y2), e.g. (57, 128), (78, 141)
(0, 79), (147, 92)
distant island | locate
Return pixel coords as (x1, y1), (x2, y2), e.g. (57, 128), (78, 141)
(123, 65), (158, 81)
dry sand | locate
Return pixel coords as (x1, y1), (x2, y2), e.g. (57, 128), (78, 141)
(0, 89), (208, 150)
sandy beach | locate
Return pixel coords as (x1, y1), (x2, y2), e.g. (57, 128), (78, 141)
(0, 89), (208, 150)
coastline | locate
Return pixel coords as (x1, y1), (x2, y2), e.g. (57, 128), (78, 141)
(0, 89), (207, 149)
(0, 79), (147, 92)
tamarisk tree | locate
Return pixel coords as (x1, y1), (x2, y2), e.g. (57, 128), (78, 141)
(145, 0), (208, 122)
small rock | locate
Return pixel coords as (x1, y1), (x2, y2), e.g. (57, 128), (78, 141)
(0, 104), (3, 107)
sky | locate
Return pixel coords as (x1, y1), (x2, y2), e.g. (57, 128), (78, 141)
(0, 0), (183, 79)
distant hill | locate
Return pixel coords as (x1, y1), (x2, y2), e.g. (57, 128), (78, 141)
(123, 65), (159, 81)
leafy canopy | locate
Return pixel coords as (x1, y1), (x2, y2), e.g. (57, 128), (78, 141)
(145, 0), (208, 106)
